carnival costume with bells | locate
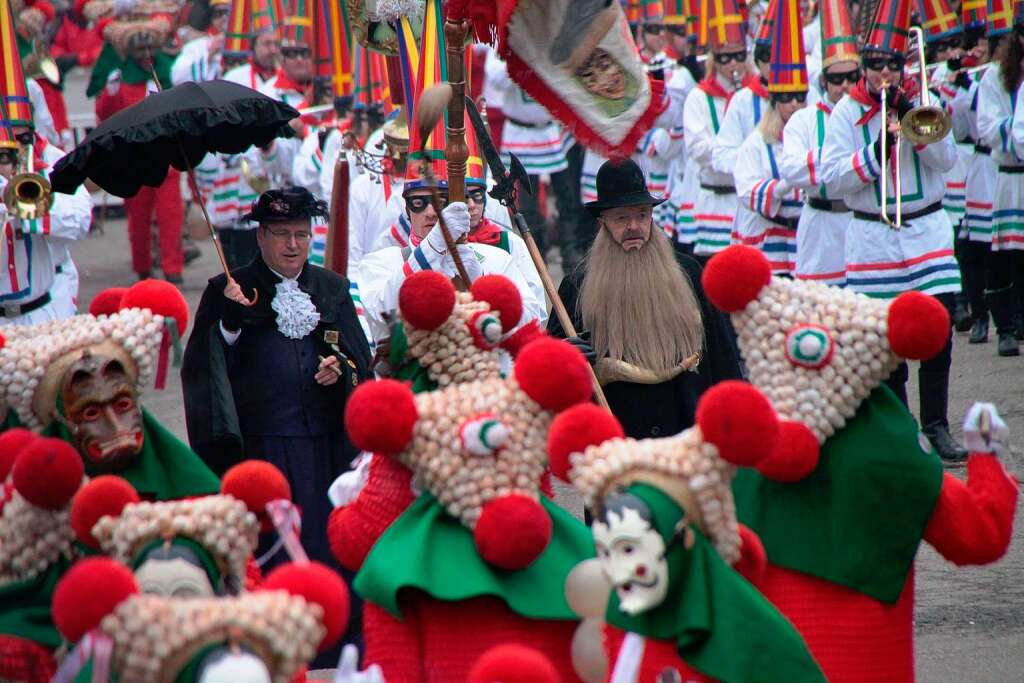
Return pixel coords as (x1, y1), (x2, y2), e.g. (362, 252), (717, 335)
(702, 245), (1019, 682)
(328, 332), (597, 681)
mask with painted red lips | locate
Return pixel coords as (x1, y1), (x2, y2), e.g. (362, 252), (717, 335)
(61, 354), (145, 474)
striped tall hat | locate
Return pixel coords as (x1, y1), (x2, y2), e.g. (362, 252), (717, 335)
(663, 0), (687, 24)
(406, 0), (448, 189)
(961, 0), (988, 30)
(281, 0), (314, 46)
(622, 0), (664, 25)
(863, 0), (912, 56)
(917, 0), (962, 42)
(0, 0), (32, 129)
(767, 0), (808, 93)
(699, 0), (747, 49)
(224, 0), (284, 60)
(820, 0), (860, 67)
(756, 0), (778, 47)
(986, 0), (1014, 35)
(463, 52), (485, 187)
(321, 0), (354, 96)
(352, 44), (392, 114)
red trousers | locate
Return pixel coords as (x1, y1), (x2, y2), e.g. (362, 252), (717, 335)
(125, 170), (184, 276)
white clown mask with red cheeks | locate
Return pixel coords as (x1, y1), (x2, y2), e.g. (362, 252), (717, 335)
(591, 497), (670, 614)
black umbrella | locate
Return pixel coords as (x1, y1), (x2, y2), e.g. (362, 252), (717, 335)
(50, 79), (298, 291)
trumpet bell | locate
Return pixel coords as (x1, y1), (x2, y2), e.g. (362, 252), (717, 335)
(900, 105), (952, 145)
(239, 158), (271, 195)
(3, 172), (52, 221)
(39, 58), (60, 85)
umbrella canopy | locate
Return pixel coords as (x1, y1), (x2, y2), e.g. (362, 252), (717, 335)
(50, 79), (299, 198)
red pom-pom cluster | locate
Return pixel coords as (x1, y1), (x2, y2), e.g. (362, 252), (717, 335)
(468, 643), (561, 683)
(514, 338), (592, 412)
(344, 380), (418, 455)
(70, 476), (139, 548)
(499, 320), (546, 358)
(474, 494), (552, 570)
(470, 275), (523, 329)
(53, 558), (138, 643)
(88, 287), (127, 316)
(547, 404), (624, 481)
(887, 291), (950, 361)
(399, 271), (456, 330)
(262, 561), (350, 651)
(11, 437), (84, 510)
(733, 524), (768, 582)
(222, 460), (292, 532)
(702, 245), (772, 313)
(0, 428), (38, 481)
(755, 420), (820, 482)
(696, 381), (779, 467)
(120, 279), (190, 334)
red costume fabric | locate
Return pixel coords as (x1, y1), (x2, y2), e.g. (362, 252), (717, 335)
(0, 634), (55, 683)
(96, 81), (184, 277)
(36, 79), (69, 137)
(603, 626), (714, 682)
(51, 14), (103, 67)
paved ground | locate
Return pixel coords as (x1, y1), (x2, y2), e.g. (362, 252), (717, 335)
(63, 69), (1024, 680)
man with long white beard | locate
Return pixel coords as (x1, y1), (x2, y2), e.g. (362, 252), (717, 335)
(548, 159), (741, 439)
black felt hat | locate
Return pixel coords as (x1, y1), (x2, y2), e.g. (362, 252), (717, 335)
(584, 159), (666, 216)
(243, 187), (329, 223)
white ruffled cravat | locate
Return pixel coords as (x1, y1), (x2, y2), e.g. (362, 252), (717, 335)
(271, 278), (321, 339)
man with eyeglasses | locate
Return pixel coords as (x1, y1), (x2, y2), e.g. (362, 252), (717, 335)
(820, 0), (966, 464)
(183, 187), (372, 614)
(779, 0), (859, 287)
(170, 0), (231, 84)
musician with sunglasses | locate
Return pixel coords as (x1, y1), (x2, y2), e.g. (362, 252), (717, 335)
(820, 5), (966, 463)
(170, 0), (231, 85)
(779, 0), (860, 287)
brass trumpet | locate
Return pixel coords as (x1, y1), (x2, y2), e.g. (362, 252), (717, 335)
(3, 146), (52, 221)
(879, 26), (953, 228)
(239, 157), (271, 195)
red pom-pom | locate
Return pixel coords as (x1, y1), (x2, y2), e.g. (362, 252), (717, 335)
(222, 460), (291, 532)
(756, 420), (820, 482)
(547, 404), (623, 481)
(88, 287), (127, 316)
(499, 320), (546, 358)
(11, 437), (84, 510)
(733, 524), (768, 583)
(471, 274), (523, 329)
(53, 558), (138, 643)
(474, 494), (552, 570)
(468, 643), (561, 683)
(702, 245), (772, 313)
(514, 338), (592, 412)
(70, 476), (139, 548)
(120, 279), (190, 334)
(0, 428), (38, 481)
(262, 561), (350, 651)
(344, 380), (418, 454)
(887, 291), (950, 361)
(24, 0), (56, 21)
(696, 381), (778, 467)
(399, 271), (456, 330)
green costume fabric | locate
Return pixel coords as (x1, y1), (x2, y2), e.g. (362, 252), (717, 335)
(605, 484), (825, 683)
(132, 536), (223, 590)
(40, 408), (220, 501)
(0, 557), (70, 649)
(387, 324), (437, 394)
(86, 43), (174, 98)
(355, 493), (592, 620)
(732, 385), (945, 603)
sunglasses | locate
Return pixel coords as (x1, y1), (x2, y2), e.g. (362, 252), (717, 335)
(467, 188), (487, 204)
(0, 150), (17, 165)
(931, 38), (958, 52)
(824, 69), (861, 85)
(773, 92), (807, 104)
(14, 131), (33, 146)
(406, 195), (448, 213)
(281, 47), (311, 59)
(665, 26), (687, 37)
(643, 25), (664, 35)
(714, 50), (747, 64)
(862, 56), (905, 72)
(210, 7), (230, 17)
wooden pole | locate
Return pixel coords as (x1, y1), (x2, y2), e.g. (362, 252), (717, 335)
(324, 155), (349, 275)
(443, 18), (470, 203)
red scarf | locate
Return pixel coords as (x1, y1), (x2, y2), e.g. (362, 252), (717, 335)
(849, 78), (882, 125)
(252, 61), (276, 82)
(697, 74), (734, 101)
(272, 70), (308, 97)
(469, 218), (503, 247)
(745, 74), (768, 100)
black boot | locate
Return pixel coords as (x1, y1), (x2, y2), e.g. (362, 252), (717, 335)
(1015, 312), (1024, 342)
(986, 287), (1020, 357)
(953, 293), (972, 332)
(969, 317), (989, 344)
(918, 369), (968, 465)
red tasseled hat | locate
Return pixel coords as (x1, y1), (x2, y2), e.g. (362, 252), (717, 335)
(120, 279), (190, 335)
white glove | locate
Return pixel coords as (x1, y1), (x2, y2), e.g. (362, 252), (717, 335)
(327, 453), (372, 508)
(105, 69), (122, 95)
(440, 201), (471, 241)
(334, 644), (386, 683)
(417, 202), (472, 272)
(441, 243), (482, 282)
(963, 402), (1009, 455)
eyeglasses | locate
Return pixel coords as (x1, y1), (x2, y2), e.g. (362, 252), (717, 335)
(824, 69), (861, 85)
(713, 50), (747, 64)
(773, 92), (808, 104)
(862, 55), (905, 72)
(265, 228), (312, 242)
(406, 195), (447, 214)
(467, 188), (487, 204)
(930, 38), (958, 53)
(281, 47), (311, 59)
(642, 25), (664, 35)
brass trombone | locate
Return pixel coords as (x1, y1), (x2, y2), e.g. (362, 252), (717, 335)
(879, 26), (953, 228)
(3, 145), (52, 221)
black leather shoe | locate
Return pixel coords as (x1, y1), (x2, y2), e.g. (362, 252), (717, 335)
(997, 333), (1020, 357)
(953, 299), (972, 332)
(923, 423), (968, 466)
(968, 318), (989, 344)
(1015, 314), (1024, 342)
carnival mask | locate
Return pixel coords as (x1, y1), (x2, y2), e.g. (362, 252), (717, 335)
(197, 648), (273, 683)
(61, 353), (144, 474)
(134, 544), (217, 598)
(592, 494), (669, 615)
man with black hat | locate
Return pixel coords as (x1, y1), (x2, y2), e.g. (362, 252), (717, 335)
(548, 159), (740, 439)
(182, 187), (372, 573)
